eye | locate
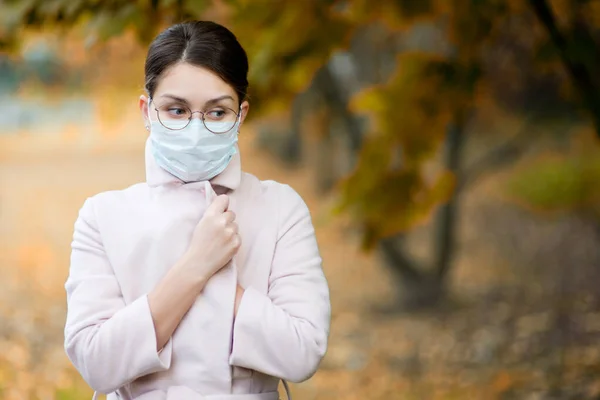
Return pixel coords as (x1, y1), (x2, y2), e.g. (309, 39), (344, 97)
(168, 107), (188, 117)
(205, 108), (237, 122)
(206, 109), (226, 119)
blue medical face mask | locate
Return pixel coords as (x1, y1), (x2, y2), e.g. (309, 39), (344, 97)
(147, 102), (241, 183)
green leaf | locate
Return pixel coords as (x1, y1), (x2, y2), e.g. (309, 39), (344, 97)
(506, 152), (600, 215)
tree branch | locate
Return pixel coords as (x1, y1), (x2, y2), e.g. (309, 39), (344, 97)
(458, 117), (535, 193)
(528, 0), (600, 137)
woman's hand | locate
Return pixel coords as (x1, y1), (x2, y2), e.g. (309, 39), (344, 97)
(149, 194), (241, 352)
(181, 194), (241, 285)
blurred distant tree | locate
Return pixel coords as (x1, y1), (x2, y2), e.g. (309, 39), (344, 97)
(0, 0), (212, 48)
(0, 55), (22, 94)
(2, 0), (599, 308)
(227, 0), (599, 307)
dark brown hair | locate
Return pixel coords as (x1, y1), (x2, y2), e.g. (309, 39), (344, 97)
(144, 21), (249, 104)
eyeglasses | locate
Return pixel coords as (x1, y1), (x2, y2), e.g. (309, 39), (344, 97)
(150, 99), (241, 134)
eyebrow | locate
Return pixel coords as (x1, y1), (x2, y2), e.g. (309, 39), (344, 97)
(159, 94), (235, 108)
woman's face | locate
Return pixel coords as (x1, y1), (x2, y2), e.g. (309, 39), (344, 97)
(139, 62), (249, 131)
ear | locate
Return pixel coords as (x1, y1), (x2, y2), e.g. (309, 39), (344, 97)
(139, 95), (151, 131)
(239, 100), (250, 127)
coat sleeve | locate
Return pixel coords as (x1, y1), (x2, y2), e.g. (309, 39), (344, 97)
(64, 197), (172, 394)
(229, 184), (331, 383)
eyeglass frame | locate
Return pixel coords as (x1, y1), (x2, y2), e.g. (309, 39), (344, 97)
(148, 97), (242, 134)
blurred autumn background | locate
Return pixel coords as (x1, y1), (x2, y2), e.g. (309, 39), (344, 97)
(1, 0), (600, 399)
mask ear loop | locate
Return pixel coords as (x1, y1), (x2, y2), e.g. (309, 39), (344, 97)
(146, 98), (155, 132)
(147, 98), (155, 122)
(236, 104), (243, 134)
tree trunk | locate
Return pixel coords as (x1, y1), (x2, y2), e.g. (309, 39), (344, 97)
(434, 118), (466, 280)
(298, 63), (365, 193)
(377, 114), (468, 311)
(379, 235), (446, 310)
(315, 64), (363, 155)
(283, 92), (305, 165)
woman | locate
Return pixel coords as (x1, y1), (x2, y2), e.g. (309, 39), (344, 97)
(64, 20), (331, 400)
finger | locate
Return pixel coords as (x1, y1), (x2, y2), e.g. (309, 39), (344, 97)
(232, 233), (242, 249)
(206, 194), (229, 215)
(224, 225), (238, 238)
(227, 222), (239, 234)
(223, 210), (236, 224)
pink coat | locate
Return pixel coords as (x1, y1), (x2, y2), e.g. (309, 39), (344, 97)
(64, 139), (331, 399)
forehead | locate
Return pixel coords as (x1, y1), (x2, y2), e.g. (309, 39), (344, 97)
(153, 62), (236, 105)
